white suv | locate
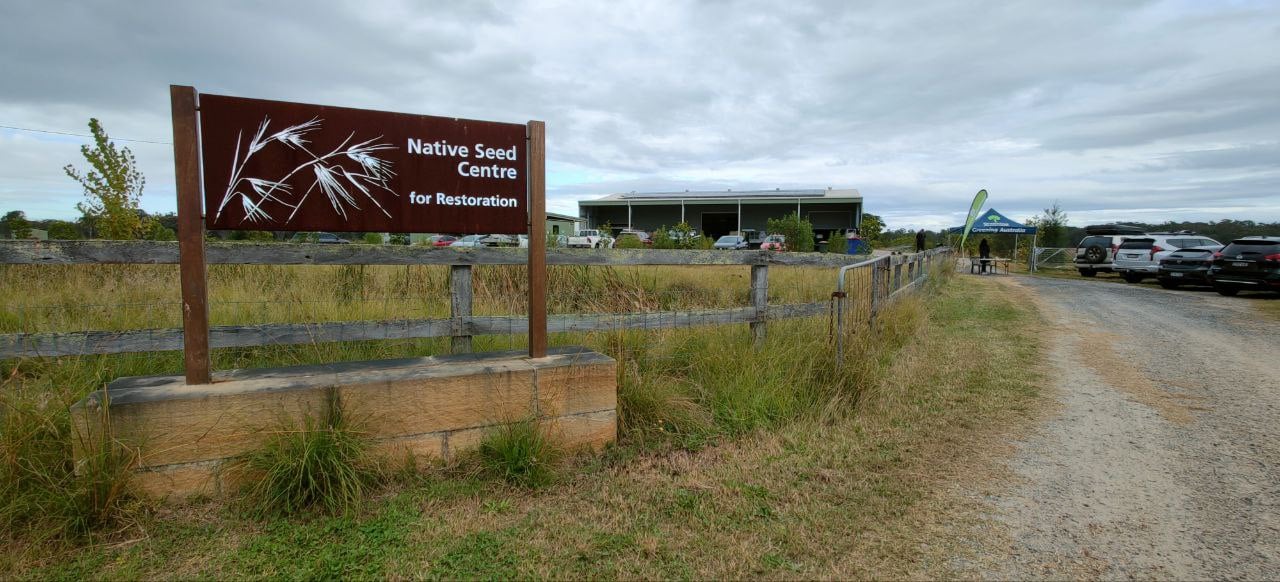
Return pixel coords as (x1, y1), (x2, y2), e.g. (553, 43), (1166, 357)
(1112, 234), (1221, 283)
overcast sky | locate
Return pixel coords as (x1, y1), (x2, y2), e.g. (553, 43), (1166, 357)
(2, 0), (1277, 229)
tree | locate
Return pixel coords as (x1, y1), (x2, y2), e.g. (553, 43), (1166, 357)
(2, 210), (32, 239)
(859, 213), (884, 246)
(63, 119), (150, 239)
(47, 220), (80, 240)
(1034, 200), (1069, 247)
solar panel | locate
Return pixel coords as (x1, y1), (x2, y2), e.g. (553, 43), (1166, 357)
(620, 189), (828, 200)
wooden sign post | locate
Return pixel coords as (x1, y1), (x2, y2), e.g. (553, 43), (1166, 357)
(527, 121), (547, 358)
(170, 85), (212, 385)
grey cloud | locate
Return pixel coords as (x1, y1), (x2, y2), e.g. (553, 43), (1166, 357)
(0, 0), (1278, 229)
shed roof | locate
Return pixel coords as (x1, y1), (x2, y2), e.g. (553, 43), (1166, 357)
(581, 188), (861, 205)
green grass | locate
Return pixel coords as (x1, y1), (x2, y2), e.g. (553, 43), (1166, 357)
(476, 419), (561, 488)
(4, 268), (1051, 579)
(229, 388), (385, 518)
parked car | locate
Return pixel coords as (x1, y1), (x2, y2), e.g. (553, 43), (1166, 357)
(760, 234), (786, 251)
(1113, 234), (1222, 283)
(567, 229), (613, 248)
(712, 235), (749, 250)
(1156, 246), (1223, 289)
(449, 234), (486, 248)
(480, 234), (519, 247)
(1074, 224), (1146, 276)
(429, 235), (457, 247)
(290, 232), (350, 244)
(1209, 236), (1280, 296)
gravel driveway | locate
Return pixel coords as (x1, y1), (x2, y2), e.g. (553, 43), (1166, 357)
(979, 276), (1279, 580)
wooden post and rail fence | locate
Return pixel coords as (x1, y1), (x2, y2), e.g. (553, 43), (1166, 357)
(0, 241), (951, 361)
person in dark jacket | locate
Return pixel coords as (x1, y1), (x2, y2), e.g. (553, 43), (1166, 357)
(915, 229), (926, 252)
(978, 238), (991, 273)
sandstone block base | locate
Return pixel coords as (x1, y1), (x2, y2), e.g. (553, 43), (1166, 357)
(70, 347), (616, 499)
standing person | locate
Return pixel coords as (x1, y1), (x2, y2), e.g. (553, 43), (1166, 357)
(978, 237), (991, 273)
(915, 229), (926, 252)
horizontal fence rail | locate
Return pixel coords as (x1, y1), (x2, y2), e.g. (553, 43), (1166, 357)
(0, 240), (888, 267)
(0, 304), (830, 359)
(0, 240), (949, 361)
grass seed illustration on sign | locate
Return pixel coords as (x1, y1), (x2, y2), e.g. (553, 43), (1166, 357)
(216, 116), (399, 225)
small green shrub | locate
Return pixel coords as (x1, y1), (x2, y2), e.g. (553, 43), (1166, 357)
(231, 389), (383, 517)
(388, 233), (410, 245)
(477, 419), (560, 488)
(614, 235), (645, 249)
(670, 222), (698, 250)
(651, 226), (675, 249)
(363, 233), (385, 245)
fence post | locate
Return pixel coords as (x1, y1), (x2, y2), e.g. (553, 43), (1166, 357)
(893, 259), (902, 292)
(869, 258), (882, 323)
(750, 264), (768, 347)
(450, 264), (473, 354)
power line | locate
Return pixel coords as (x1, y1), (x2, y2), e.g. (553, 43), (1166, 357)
(0, 124), (172, 145)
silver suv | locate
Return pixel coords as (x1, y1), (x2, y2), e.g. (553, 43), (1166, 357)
(1112, 234), (1221, 283)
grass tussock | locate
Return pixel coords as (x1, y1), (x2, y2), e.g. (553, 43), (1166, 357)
(230, 389), (384, 518)
(0, 363), (137, 545)
(475, 419), (561, 488)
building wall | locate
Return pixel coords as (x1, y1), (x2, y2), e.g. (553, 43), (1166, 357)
(546, 218), (577, 236)
(582, 200), (862, 239)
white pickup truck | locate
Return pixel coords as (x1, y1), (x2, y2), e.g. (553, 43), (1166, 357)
(566, 229), (614, 248)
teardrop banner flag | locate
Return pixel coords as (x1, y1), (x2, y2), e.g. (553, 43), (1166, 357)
(958, 188), (988, 250)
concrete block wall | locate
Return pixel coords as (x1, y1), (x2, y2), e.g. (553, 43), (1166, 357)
(70, 347), (616, 499)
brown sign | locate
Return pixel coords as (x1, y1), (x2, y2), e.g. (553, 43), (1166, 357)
(199, 94), (528, 234)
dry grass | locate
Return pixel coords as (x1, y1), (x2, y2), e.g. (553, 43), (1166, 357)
(4, 269), (1051, 579)
(0, 263), (840, 333)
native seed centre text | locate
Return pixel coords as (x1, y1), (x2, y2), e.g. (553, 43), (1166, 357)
(406, 138), (520, 180)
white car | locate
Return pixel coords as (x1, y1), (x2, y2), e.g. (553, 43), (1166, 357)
(567, 229), (614, 248)
(449, 234), (486, 248)
(1112, 234), (1221, 282)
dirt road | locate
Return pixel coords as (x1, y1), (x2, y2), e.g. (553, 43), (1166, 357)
(976, 276), (1279, 579)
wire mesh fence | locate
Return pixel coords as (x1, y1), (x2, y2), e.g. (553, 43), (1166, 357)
(1031, 247), (1076, 270)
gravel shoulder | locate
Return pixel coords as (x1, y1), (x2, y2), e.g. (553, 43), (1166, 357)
(971, 275), (1279, 580)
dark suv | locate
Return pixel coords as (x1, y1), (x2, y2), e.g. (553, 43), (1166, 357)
(1209, 237), (1280, 296)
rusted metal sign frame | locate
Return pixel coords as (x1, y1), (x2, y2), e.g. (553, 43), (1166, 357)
(197, 94), (529, 234)
(171, 84), (550, 382)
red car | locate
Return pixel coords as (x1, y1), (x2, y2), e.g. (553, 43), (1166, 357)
(430, 235), (458, 247)
(760, 234), (786, 251)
